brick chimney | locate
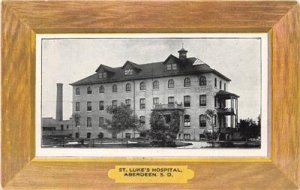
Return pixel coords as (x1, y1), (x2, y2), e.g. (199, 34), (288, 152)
(56, 83), (63, 121)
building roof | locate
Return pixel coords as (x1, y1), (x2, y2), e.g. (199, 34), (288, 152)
(71, 54), (231, 86)
(95, 64), (115, 73)
(216, 90), (239, 99)
(178, 47), (188, 53)
(121, 60), (142, 70)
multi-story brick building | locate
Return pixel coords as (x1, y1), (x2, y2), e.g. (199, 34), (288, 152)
(70, 48), (239, 141)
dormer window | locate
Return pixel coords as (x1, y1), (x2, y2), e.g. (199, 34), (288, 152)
(172, 63), (177, 70)
(125, 69), (133, 75)
(166, 63), (177, 71)
(167, 64), (171, 70)
(98, 72), (107, 79)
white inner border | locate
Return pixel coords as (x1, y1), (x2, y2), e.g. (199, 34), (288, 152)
(36, 33), (269, 158)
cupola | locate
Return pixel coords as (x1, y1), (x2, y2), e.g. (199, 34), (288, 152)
(178, 47), (188, 60)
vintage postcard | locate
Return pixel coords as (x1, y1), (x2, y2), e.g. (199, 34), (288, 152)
(35, 33), (269, 157)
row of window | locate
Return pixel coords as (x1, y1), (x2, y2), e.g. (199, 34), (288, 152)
(75, 95), (207, 111)
(99, 62), (178, 79)
(184, 115), (211, 127)
(99, 69), (136, 78)
(75, 132), (206, 140)
(166, 63), (177, 71)
(215, 78), (227, 91)
(74, 132), (207, 140)
(181, 134), (207, 141)
(75, 132), (133, 139)
(78, 114), (209, 128)
(75, 76), (208, 95)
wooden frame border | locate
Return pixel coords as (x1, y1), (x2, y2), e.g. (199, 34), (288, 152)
(2, 1), (299, 189)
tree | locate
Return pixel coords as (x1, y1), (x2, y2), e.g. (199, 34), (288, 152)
(72, 113), (83, 144)
(105, 103), (139, 138)
(204, 109), (219, 141)
(72, 113), (81, 127)
(149, 110), (181, 147)
(237, 118), (260, 140)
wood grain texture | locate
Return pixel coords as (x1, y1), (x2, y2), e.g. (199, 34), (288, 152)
(1, 0), (300, 189)
(272, 4), (300, 187)
(5, 1), (298, 33)
(1, 3), (35, 187)
(3, 161), (298, 190)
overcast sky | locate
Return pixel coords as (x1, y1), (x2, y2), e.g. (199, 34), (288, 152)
(41, 36), (262, 121)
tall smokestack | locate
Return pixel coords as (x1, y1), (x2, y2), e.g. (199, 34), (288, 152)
(56, 83), (63, 121)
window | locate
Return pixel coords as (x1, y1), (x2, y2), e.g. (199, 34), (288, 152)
(200, 95), (207, 106)
(168, 96), (174, 105)
(184, 115), (191, 127)
(87, 101), (92, 111)
(167, 64), (172, 70)
(99, 101), (104, 110)
(224, 83), (227, 91)
(99, 86), (104, 93)
(184, 77), (191, 87)
(140, 116), (145, 127)
(153, 97), (159, 105)
(125, 133), (131, 139)
(214, 96), (217, 107)
(75, 118), (80, 127)
(98, 132), (104, 139)
(184, 96), (191, 107)
(112, 84), (118, 92)
(219, 80), (222, 90)
(112, 100), (117, 108)
(75, 133), (79, 138)
(66, 125), (69, 129)
(168, 79), (174, 88)
(153, 80), (159, 90)
(87, 133), (91, 138)
(140, 82), (146, 90)
(87, 86), (92, 94)
(98, 72), (107, 79)
(199, 76), (206, 86)
(172, 63), (177, 70)
(125, 69), (133, 75)
(75, 102), (80, 111)
(200, 115), (206, 127)
(167, 63), (177, 70)
(126, 83), (131, 92)
(199, 134), (206, 141)
(215, 78), (217, 87)
(184, 134), (191, 140)
(125, 99), (131, 107)
(99, 117), (104, 127)
(87, 117), (92, 127)
(140, 98), (145, 109)
(60, 125), (64, 131)
(75, 87), (80, 95)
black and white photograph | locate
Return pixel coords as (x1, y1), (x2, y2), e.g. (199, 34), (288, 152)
(36, 34), (268, 157)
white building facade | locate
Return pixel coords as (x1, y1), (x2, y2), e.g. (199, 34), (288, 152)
(71, 48), (239, 141)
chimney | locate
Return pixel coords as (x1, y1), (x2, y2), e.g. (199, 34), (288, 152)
(56, 83), (63, 121)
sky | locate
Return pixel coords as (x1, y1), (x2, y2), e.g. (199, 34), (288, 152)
(41, 35), (263, 121)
